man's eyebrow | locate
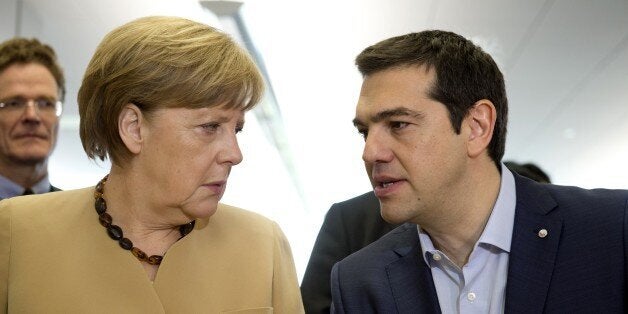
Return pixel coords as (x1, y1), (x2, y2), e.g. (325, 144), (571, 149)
(353, 107), (423, 127)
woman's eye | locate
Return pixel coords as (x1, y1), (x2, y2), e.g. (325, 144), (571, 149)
(201, 123), (220, 131)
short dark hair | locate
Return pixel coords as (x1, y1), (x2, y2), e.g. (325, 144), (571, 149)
(355, 30), (508, 168)
(0, 37), (65, 102)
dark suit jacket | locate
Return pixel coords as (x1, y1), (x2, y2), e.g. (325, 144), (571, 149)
(301, 192), (398, 314)
(331, 175), (628, 313)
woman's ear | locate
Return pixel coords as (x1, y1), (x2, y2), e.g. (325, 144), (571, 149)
(466, 99), (497, 158)
(118, 103), (144, 155)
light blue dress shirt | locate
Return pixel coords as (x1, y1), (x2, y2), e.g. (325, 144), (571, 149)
(0, 173), (52, 200)
(417, 164), (516, 313)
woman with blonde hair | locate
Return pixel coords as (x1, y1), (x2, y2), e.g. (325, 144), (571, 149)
(0, 16), (303, 313)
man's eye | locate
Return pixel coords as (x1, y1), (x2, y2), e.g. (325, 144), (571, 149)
(390, 121), (409, 130)
(6, 99), (24, 107)
(36, 99), (56, 108)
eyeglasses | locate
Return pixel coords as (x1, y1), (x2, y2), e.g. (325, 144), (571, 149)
(0, 97), (63, 117)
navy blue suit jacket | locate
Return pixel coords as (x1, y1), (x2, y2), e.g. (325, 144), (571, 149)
(331, 175), (628, 313)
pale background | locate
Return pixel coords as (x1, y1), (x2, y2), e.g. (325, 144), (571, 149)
(1, 0), (627, 280)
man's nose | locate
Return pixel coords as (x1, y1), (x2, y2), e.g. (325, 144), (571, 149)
(21, 101), (43, 121)
(362, 129), (393, 164)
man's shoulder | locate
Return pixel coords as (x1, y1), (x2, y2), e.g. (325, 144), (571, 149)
(325, 191), (397, 230)
(515, 176), (628, 216)
(546, 183), (628, 202)
(516, 179), (628, 226)
(329, 191), (379, 213)
(323, 191), (397, 238)
(338, 223), (418, 267)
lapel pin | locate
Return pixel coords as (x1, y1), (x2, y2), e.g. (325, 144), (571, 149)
(537, 228), (548, 238)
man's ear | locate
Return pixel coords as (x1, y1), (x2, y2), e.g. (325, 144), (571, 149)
(466, 99), (496, 158)
(118, 103), (145, 155)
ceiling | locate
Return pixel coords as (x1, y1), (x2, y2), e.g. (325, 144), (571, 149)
(2, 0), (627, 279)
(240, 0), (628, 189)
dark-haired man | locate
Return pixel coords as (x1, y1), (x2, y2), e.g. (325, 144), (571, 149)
(0, 38), (63, 199)
(331, 30), (628, 313)
(302, 162), (550, 313)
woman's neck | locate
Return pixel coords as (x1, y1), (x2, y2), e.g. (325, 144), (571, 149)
(100, 169), (183, 280)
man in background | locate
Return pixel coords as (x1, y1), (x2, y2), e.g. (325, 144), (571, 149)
(0, 38), (64, 199)
(504, 160), (551, 183)
(301, 191), (395, 313)
(330, 30), (627, 313)
(302, 161), (551, 313)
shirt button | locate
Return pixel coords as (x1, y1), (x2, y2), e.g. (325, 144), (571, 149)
(467, 292), (476, 302)
(432, 253), (442, 261)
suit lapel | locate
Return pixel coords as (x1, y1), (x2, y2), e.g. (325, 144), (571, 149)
(386, 225), (442, 313)
(506, 176), (562, 313)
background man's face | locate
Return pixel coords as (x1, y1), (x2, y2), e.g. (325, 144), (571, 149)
(0, 62), (60, 166)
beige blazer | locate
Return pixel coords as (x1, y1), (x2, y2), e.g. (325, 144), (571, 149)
(0, 187), (304, 313)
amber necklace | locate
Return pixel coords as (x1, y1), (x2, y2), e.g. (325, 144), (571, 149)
(94, 175), (195, 265)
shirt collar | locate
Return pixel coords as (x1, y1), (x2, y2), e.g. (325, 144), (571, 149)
(0, 173), (51, 199)
(417, 163), (517, 263)
(476, 163), (516, 252)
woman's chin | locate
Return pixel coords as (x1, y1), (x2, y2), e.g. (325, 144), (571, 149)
(185, 203), (219, 220)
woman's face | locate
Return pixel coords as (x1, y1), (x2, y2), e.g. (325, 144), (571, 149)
(138, 105), (245, 222)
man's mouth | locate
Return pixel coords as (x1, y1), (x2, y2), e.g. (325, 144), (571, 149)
(15, 132), (47, 139)
(381, 181), (394, 188)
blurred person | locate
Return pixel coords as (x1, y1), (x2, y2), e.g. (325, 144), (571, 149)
(0, 38), (63, 199)
(302, 161), (551, 313)
(504, 160), (551, 183)
(301, 191), (397, 313)
(330, 30), (628, 313)
(303, 162), (552, 313)
(0, 16), (303, 313)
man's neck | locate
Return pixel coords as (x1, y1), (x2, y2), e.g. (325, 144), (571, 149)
(0, 160), (48, 188)
(419, 161), (502, 268)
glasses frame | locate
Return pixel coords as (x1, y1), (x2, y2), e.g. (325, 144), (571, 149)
(0, 98), (63, 117)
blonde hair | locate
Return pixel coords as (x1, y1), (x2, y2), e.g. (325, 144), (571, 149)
(78, 16), (264, 165)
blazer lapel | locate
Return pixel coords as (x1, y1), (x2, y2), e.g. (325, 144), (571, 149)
(506, 176), (562, 313)
(386, 225), (442, 314)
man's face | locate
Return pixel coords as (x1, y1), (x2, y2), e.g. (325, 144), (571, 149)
(353, 66), (469, 225)
(0, 63), (60, 166)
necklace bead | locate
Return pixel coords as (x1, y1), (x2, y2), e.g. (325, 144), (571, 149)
(107, 225), (123, 240)
(119, 238), (133, 250)
(94, 175), (195, 265)
(98, 213), (112, 227)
